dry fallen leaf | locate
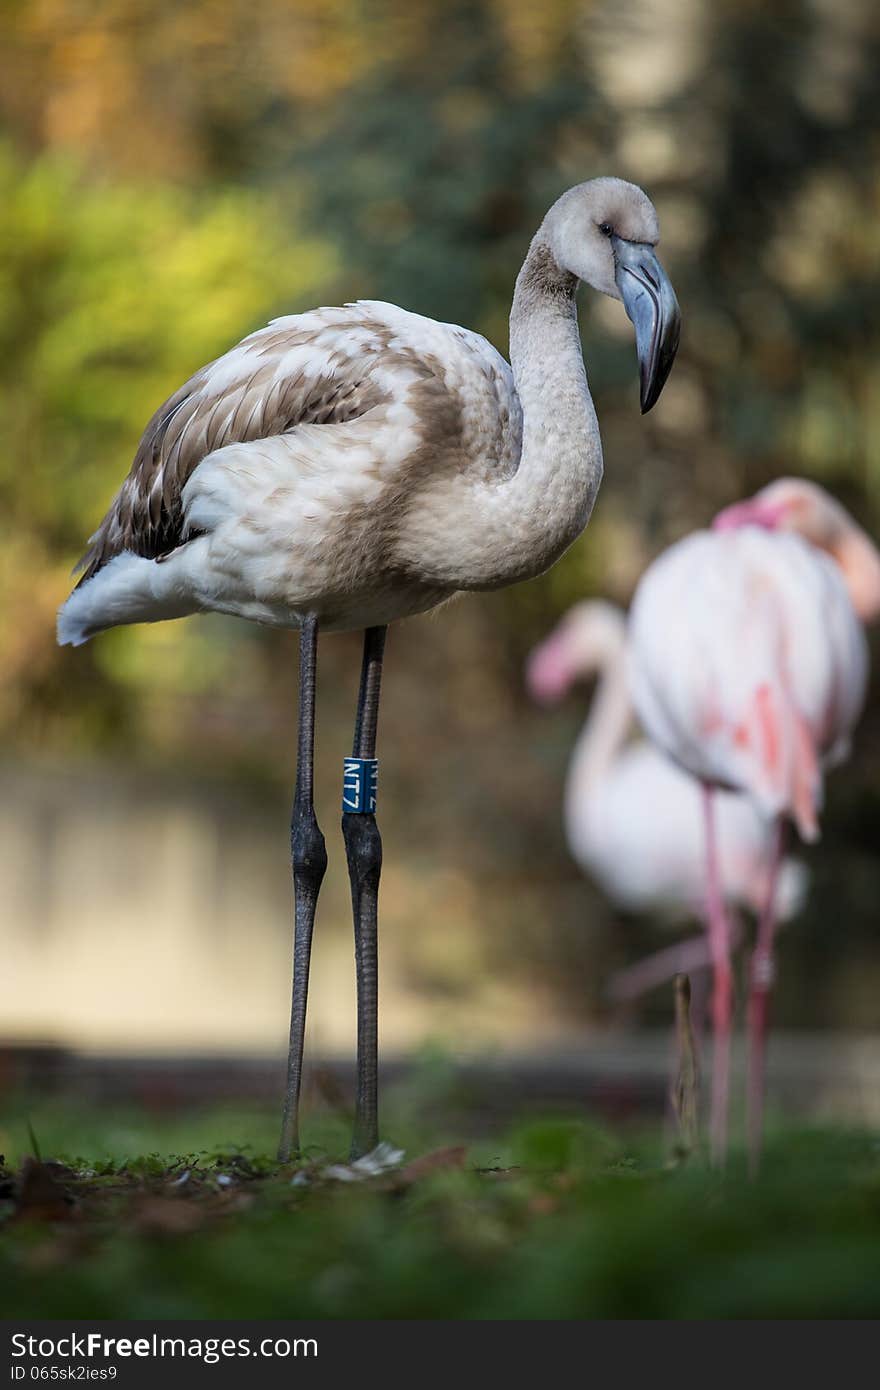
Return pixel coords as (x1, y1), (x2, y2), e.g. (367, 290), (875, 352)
(14, 1159), (76, 1224)
(398, 1146), (468, 1185)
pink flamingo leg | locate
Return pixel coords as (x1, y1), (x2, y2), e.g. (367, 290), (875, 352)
(702, 785), (733, 1167)
(747, 815), (786, 1175)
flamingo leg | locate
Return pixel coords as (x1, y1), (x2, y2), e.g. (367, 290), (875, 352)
(278, 615), (328, 1162)
(702, 785), (733, 1167)
(343, 625), (387, 1159)
(689, 911), (744, 1054)
(607, 915), (744, 1005)
(746, 815), (786, 1176)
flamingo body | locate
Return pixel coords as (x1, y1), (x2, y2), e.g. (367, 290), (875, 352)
(628, 528), (868, 841)
(57, 302), (528, 643)
(527, 601), (805, 979)
(571, 740), (804, 920)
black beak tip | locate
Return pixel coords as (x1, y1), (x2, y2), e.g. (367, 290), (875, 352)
(639, 321), (680, 415)
(639, 372), (663, 415)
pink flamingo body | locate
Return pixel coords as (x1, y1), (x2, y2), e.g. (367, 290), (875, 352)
(715, 477), (880, 624)
(630, 529), (867, 838)
(629, 525), (869, 1164)
(527, 602), (805, 963)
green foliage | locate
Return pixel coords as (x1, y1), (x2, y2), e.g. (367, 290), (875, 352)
(0, 144), (330, 542)
(0, 142), (332, 743)
(684, 1), (880, 496)
(508, 1117), (617, 1172)
(2, 1101), (880, 1318)
(296, 0), (606, 335)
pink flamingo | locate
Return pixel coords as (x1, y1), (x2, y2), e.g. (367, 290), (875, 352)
(628, 525), (869, 1167)
(526, 600), (806, 1007)
(715, 477), (880, 623)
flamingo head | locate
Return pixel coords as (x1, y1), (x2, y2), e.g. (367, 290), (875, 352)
(526, 600), (627, 706)
(713, 477), (880, 624)
(541, 178), (681, 412)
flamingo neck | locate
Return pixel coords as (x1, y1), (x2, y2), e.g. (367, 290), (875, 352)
(445, 237), (603, 591)
(498, 239), (604, 582)
(403, 236), (604, 592)
(564, 635), (633, 823)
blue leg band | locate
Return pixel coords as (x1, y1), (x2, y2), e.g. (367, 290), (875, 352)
(342, 757), (378, 814)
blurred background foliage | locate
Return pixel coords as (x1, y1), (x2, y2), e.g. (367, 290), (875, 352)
(1, 0), (879, 1047)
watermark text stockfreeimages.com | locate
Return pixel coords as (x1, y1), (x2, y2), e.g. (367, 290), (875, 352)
(10, 1333), (317, 1368)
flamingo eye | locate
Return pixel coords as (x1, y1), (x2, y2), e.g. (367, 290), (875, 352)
(598, 222), (613, 237)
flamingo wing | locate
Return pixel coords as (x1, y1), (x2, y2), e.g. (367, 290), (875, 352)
(75, 307), (412, 582)
(76, 300), (516, 584)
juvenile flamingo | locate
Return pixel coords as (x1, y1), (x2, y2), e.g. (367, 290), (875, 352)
(526, 600), (806, 1003)
(57, 178), (680, 1161)
(628, 527), (868, 1167)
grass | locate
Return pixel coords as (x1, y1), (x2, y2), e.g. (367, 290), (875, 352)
(2, 1088), (880, 1319)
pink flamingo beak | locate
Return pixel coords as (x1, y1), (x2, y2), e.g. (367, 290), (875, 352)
(712, 498), (790, 533)
(526, 636), (573, 705)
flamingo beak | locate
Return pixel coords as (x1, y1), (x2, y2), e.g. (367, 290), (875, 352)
(526, 637), (573, 705)
(614, 239), (681, 413)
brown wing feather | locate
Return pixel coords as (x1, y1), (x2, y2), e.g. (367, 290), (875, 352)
(76, 319), (389, 583)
